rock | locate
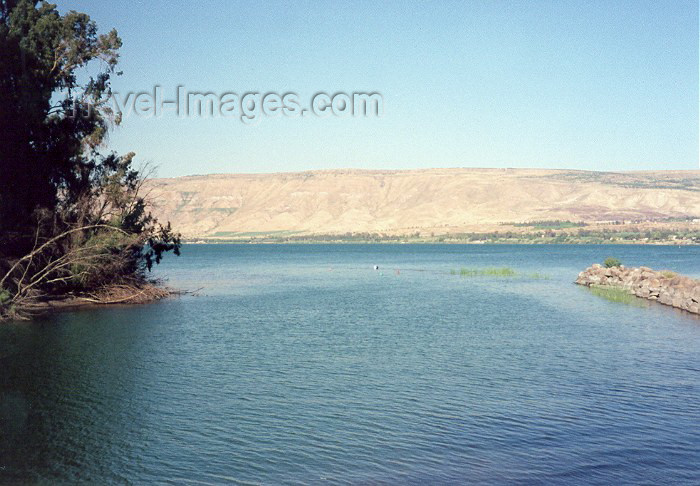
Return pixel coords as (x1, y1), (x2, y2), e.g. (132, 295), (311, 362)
(576, 263), (700, 315)
(692, 287), (700, 303)
(659, 292), (672, 306)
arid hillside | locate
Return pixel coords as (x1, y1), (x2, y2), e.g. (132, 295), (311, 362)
(147, 168), (700, 239)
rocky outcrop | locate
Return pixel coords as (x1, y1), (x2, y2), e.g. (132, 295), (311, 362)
(576, 264), (700, 314)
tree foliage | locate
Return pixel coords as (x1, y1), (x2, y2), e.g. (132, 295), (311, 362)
(0, 1), (180, 318)
(604, 257), (622, 268)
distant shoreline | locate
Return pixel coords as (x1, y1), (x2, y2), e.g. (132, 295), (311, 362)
(181, 224), (700, 245)
(183, 238), (700, 246)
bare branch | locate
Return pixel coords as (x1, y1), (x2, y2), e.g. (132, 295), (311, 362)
(0, 224), (128, 290)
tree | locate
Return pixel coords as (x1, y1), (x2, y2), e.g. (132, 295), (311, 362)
(1, 0), (121, 242)
(0, 1), (179, 319)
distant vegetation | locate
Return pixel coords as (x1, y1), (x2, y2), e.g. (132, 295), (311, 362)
(192, 227), (700, 245)
(451, 267), (517, 277)
(512, 220), (587, 229)
(449, 267), (549, 279)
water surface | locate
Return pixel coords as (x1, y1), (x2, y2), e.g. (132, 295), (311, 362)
(1, 244), (699, 484)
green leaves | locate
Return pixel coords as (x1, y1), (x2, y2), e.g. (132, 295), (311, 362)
(604, 257), (622, 268)
(0, 0), (123, 236)
(1, 1), (180, 310)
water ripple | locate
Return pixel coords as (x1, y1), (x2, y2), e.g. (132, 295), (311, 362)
(2, 244), (700, 484)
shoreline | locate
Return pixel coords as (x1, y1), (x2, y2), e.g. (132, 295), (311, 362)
(1, 283), (175, 323)
(182, 239), (700, 245)
(180, 226), (700, 246)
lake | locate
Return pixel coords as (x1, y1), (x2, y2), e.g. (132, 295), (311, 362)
(1, 244), (699, 484)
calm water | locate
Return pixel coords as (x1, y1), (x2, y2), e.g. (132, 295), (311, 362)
(1, 244), (700, 484)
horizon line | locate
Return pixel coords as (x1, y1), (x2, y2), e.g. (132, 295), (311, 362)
(151, 166), (700, 179)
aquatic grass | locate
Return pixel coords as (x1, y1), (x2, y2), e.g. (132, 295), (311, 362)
(588, 285), (647, 307)
(450, 267), (551, 279)
(453, 267), (517, 277)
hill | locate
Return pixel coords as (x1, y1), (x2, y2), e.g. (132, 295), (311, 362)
(147, 168), (700, 241)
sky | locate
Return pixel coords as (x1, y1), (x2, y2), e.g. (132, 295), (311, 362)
(58, 0), (698, 177)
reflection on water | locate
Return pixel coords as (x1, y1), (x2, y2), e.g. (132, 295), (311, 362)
(1, 244), (700, 483)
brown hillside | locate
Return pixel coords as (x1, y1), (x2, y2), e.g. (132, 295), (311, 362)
(146, 168), (700, 238)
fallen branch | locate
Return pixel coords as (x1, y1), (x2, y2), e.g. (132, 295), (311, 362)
(0, 224), (129, 290)
(78, 283), (171, 304)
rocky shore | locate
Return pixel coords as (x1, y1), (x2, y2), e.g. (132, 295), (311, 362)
(576, 264), (700, 315)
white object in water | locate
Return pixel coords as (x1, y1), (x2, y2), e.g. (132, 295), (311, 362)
(374, 265), (379, 270)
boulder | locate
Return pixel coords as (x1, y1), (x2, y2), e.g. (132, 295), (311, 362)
(659, 292), (673, 306)
(637, 288), (651, 298)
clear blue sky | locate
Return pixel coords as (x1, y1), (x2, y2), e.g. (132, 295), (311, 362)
(59, 0), (698, 176)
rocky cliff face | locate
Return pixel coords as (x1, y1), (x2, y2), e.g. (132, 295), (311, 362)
(576, 264), (700, 314)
